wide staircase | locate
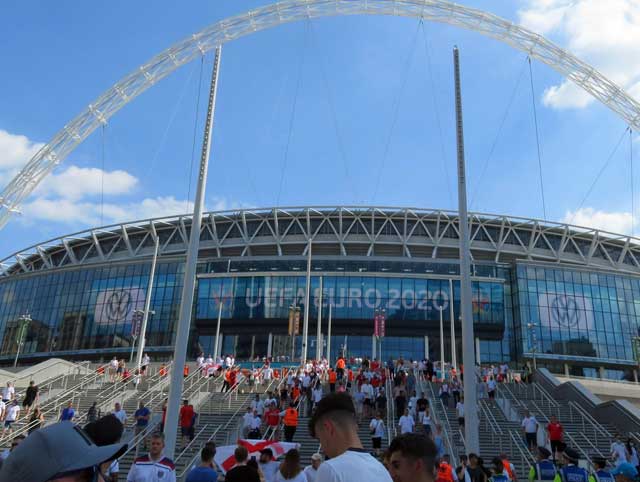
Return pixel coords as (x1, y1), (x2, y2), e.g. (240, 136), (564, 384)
(497, 381), (617, 460)
(421, 376), (534, 480)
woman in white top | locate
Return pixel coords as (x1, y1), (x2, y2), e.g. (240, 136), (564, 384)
(369, 412), (386, 456)
(275, 449), (307, 482)
(421, 409), (433, 437)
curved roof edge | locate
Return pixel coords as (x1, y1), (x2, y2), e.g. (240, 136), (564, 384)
(2, 206), (640, 277)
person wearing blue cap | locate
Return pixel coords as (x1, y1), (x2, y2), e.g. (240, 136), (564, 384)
(611, 461), (638, 482)
(553, 448), (588, 482)
(529, 447), (557, 482)
(589, 457), (614, 482)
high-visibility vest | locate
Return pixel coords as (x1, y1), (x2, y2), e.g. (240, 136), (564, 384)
(283, 408), (298, 427)
(337, 359), (345, 369)
(292, 387), (301, 400)
(183, 365), (189, 376)
(329, 372), (337, 383)
(436, 463), (454, 482)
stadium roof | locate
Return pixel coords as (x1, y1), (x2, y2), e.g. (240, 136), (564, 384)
(2, 206), (640, 277)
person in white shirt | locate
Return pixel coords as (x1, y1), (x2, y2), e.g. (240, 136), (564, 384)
(263, 366), (274, 385)
(1, 403), (20, 437)
(521, 410), (539, 450)
(303, 453), (322, 482)
(361, 382), (374, 418)
(205, 354), (213, 365)
(241, 407), (253, 438)
(311, 393), (391, 482)
(1, 383), (14, 403)
(251, 394), (265, 416)
(312, 385), (323, 408)
(369, 413), (386, 457)
(421, 410), (433, 437)
(225, 355), (232, 368)
(487, 377), (497, 400)
(408, 390), (418, 420)
(109, 357), (119, 382)
(248, 410), (262, 439)
(113, 402), (127, 426)
(196, 354), (205, 368)
(127, 432), (176, 482)
(456, 399), (465, 429)
(398, 408), (415, 434)
(141, 353), (151, 375)
(612, 435), (628, 466)
(259, 448), (281, 482)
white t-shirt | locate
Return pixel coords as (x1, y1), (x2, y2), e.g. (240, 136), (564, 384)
(110, 359), (119, 369)
(369, 419), (385, 438)
(6, 405), (19, 422)
(275, 471), (307, 482)
(487, 379), (497, 391)
(260, 461), (280, 482)
(612, 441), (628, 464)
(196, 356), (204, 367)
(251, 400), (264, 415)
(315, 450), (392, 482)
(264, 367), (273, 380)
(142, 355), (150, 366)
(422, 413), (433, 427)
(398, 415), (415, 434)
(304, 465), (320, 482)
(361, 384), (373, 399)
(521, 416), (538, 433)
(456, 402), (464, 418)
(1, 386), (14, 400)
(313, 388), (323, 403)
(242, 412), (253, 428)
(113, 409), (127, 425)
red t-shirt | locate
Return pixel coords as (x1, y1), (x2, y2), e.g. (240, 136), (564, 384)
(547, 422), (563, 440)
(180, 405), (195, 427)
(266, 409), (280, 427)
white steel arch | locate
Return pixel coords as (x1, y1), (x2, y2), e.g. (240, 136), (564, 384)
(2, 0), (639, 231)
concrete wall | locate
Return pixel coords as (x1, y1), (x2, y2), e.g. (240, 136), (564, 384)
(535, 369), (640, 434)
(0, 358), (92, 388)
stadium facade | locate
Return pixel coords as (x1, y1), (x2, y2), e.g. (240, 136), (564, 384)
(1, 206), (639, 380)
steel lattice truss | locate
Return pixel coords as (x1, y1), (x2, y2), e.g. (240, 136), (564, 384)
(1, 0), (640, 230)
(2, 206), (640, 277)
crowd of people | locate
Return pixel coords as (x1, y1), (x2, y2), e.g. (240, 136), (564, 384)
(0, 355), (637, 482)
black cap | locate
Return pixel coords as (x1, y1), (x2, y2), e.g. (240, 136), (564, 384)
(537, 447), (551, 459)
(563, 448), (580, 462)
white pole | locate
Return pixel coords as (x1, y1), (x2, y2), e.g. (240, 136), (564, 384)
(439, 308), (445, 379)
(135, 235), (159, 374)
(425, 335), (430, 360)
(212, 300), (223, 361)
(454, 46), (479, 453)
(164, 47), (222, 459)
(327, 304), (332, 362)
(316, 276), (323, 361)
(301, 241), (312, 365)
(449, 278), (456, 370)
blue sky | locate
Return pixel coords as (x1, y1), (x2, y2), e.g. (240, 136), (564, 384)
(1, 0), (640, 258)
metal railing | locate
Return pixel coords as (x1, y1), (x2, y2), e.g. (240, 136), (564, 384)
(425, 378), (458, 460)
(176, 376), (258, 478)
(385, 371), (396, 444)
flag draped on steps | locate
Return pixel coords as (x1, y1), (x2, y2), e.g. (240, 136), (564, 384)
(215, 439), (301, 473)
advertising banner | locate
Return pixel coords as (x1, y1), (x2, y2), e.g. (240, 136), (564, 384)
(95, 288), (144, 325)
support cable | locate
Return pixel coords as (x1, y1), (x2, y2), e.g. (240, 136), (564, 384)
(420, 21), (454, 208)
(100, 125), (105, 226)
(528, 57), (547, 220)
(470, 56), (529, 210)
(308, 20), (360, 203)
(186, 56), (206, 212)
(570, 126), (630, 226)
(276, 22), (309, 207)
(137, 59), (198, 207)
(372, 19), (422, 203)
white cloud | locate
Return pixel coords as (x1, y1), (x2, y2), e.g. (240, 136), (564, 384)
(0, 129), (44, 170)
(36, 166), (138, 201)
(20, 195), (250, 227)
(562, 207), (634, 234)
(518, 0), (640, 109)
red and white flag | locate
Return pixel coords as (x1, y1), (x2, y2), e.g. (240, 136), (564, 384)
(214, 439), (300, 474)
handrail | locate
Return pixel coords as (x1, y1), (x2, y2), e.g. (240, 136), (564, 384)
(385, 370), (396, 444)
(425, 378), (458, 460)
(177, 390), (254, 477)
(532, 382), (560, 408)
(567, 400), (612, 441)
(507, 429), (535, 471)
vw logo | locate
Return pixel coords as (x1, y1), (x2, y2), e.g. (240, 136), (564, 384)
(105, 291), (133, 323)
(551, 295), (579, 328)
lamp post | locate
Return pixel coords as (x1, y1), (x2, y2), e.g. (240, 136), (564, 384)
(288, 305), (300, 362)
(14, 313), (31, 368)
(438, 306), (445, 380)
(527, 322), (538, 370)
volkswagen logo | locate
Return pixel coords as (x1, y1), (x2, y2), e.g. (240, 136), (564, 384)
(105, 291), (133, 323)
(551, 295), (579, 328)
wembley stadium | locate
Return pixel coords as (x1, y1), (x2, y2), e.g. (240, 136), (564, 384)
(0, 205), (639, 380)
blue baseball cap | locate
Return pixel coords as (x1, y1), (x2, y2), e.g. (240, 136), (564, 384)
(612, 462), (638, 479)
